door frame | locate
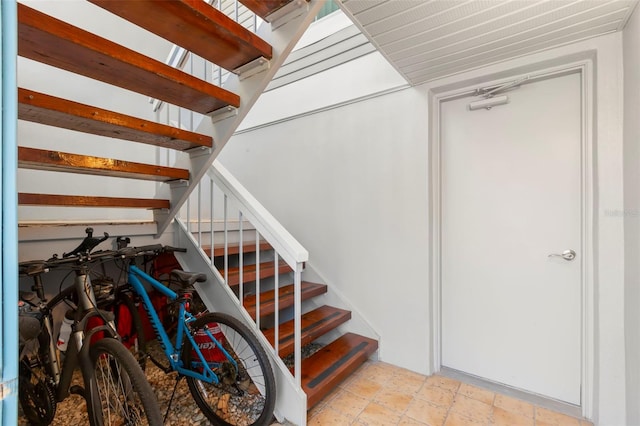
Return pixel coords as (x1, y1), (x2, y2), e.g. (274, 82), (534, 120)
(428, 54), (595, 418)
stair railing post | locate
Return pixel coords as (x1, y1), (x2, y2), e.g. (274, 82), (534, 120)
(186, 191), (191, 234)
(234, 0), (238, 23)
(255, 231), (260, 329)
(197, 182), (202, 246)
(209, 177), (214, 266)
(294, 265), (302, 386)
(223, 194), (228, 286)
(239, 211), (244, 301)
(274, 252), (279, 357)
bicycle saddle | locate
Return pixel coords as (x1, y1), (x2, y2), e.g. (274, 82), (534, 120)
(170, 270), (207, 288)
(19, 290), (37, 303)
(19, 315), (41, 343)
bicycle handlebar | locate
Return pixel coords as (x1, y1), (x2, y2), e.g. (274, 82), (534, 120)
(19, 227), (187, 277)
(19, 249), (119, 276)
(63, 227), (109, 258)
(115, 244), (187, 258)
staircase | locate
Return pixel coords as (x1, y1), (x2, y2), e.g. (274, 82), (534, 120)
(16, 1), (378, 424)
(16, 0), (316, 229)
(206, 239), (378, 409)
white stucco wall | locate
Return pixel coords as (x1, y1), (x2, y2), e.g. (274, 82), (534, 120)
(222, 83), (432, 373)
(219, 32), (628, 424)
(14, 3), (634, 423)
(623, 4), (640, 426)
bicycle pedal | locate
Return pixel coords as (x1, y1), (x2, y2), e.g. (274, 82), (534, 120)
(69, 385), (86, 398)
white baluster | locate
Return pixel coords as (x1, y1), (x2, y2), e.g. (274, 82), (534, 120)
(239, 211), (244, 303)
(274, 252), (279, 357)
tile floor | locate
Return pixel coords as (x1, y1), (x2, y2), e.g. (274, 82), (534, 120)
(307, 361), (592, 426)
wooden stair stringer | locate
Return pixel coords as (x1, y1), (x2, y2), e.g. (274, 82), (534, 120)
(154, 0), (325, 236)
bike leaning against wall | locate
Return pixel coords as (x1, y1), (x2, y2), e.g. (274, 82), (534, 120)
(17, 228), (162, 425)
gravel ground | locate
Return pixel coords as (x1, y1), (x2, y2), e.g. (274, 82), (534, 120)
(18, 360), (230, 425)
(17, 341), (322, 425)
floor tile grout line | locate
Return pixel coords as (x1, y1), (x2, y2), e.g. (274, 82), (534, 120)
(441, 380), (461, 426)
(309, 362), (588, 426)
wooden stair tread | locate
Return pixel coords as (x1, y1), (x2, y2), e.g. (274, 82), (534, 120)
(240, 0), (295, 21)
(89, 0), (272, 72)
(202, 241), (272, 258)
(18, 193), (169, 209)
(264, 305), (351, 358)
(18, 88), (212, 151)
(222, 260), (293, 287)
(18, 3), (239, 114)
(18, 147), (189, 182)
(244, 282), (327, 319)
(301, 333), (378, 408)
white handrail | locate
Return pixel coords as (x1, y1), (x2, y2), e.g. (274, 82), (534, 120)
(179, 160), (308, 390)
(207, 160), (308, 267)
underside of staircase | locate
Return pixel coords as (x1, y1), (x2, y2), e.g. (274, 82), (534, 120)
(16, 0), (378, 422)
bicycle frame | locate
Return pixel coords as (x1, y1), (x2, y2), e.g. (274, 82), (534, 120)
(127, 264), (236, 384)
(22, 263), (119, 426)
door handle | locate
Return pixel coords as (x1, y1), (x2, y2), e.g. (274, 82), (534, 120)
(548, 249), (576, 261)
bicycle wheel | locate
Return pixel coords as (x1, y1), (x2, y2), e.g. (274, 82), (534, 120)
(183, 313), (276, 426)
(112, 289), (147, 369)
(19, 359), (57, 425)
(19, 325), (57, 425)
(88, 338), (162, 426)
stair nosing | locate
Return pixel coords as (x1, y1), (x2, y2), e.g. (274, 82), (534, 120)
(300, 333), (378, 408)
(263, 305), (352, 358)
(18, 88), (212, 151)
(17, 193), (170, 209)
(18, 146), (189, 182)
(243, 282), (327, 319)
(89, 0), (272, 72)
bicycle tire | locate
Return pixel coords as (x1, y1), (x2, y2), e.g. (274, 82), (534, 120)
(19, 359), (57, 425)
(18, 322), (58, 425)
(88, 338), (162, 426)
(183, 312), (276, 426)
(112, 289), (147, 369)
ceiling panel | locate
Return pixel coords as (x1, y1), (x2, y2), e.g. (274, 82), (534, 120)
(340, 0), (639, 85)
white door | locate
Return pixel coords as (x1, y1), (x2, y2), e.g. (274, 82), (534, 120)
(440, 72), (582, 405)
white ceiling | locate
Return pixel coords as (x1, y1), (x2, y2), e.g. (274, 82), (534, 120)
(339, 0), (639, 85)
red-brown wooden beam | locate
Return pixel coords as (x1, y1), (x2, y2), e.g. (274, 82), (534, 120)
(89, 0), (272, 72)
(18, 88), (212, 151)
(18, 193), (170, 209)
(301, 333), (378, 408)
(239, 0), (295, 21)
(243, 282), (327, 319)
(18, 147), (189, 182)
(18, 3), (239, 114)
(263, 305), (351, 357)
(201, 241), (272, 258)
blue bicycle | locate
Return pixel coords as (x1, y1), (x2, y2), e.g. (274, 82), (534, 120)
(112, 244), (276, 426)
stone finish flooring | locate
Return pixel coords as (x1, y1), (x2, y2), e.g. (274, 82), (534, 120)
(307, 361), (593, 426)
